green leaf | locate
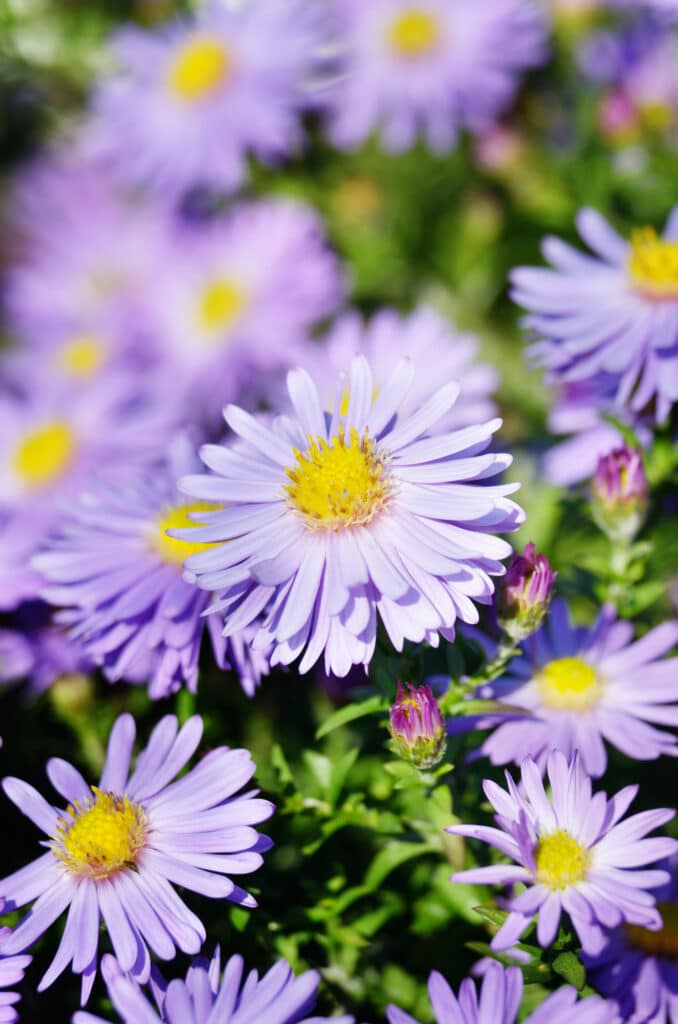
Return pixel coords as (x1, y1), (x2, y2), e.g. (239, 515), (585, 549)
(315, 695), (388, 739)
(270, 744), (294, 789)
(552, 952), (586, 990)
(364, 840), (437, 889)
(473, 905), (509, 927)
(328, 748), (359, 807)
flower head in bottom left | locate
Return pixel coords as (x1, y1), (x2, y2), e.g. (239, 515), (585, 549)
(0, 714), (274, 1004)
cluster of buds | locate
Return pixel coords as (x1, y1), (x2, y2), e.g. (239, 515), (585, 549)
(496, 542), (556, 644)
(591, 445), (648, 543)
(388, 682), (446, 770)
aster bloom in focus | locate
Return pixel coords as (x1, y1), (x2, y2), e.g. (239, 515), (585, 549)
(88, 0), (326, 196)
(386, 960), (617, 1024)
(591, 445), (648, 543)
(584, 858), (678, 1023)
(389, 682), (446, 769)
(0, 713), (273, 1002)
(511, 206), (678, 425)
(179, 354), (523, 677)
(449, 751), (677, 953)
(148, 200), (343, 417)
(33, 441), (270, 699)
(0, 927), (30, 1024)
(328, 0), (547, 152)
(302, 307), (497, 432)
(473, 599), (678, 776)
(73, 949), (354, 1024)
(496, 542), (556, 643)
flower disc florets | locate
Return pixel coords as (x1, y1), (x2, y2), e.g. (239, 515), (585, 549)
(52, 787), (147, 880)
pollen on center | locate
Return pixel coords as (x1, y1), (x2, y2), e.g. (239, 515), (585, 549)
(628, 226), (678, 299)
(168, 35), (231, 102)
(58, 334), (104, 378)
(388, 9), (441, 59)
(537, 656), (602, 712)
(152, 501), (222, 565)
(285, 426), (391, 530)
(13, 420), (76, 488)
(535, 828), (590, 890)
(52, 786), (147, 880)
(196, 277), (247, 335)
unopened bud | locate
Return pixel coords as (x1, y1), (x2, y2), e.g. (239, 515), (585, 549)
(591, 445), (648, 542)
(497, 543), (556, 643)
(389, 682), (446, 770)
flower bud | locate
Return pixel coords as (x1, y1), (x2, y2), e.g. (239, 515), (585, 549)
(497, 543), (556, 643)
(389, 682), (446, 770)
(591, 445), (648, 542)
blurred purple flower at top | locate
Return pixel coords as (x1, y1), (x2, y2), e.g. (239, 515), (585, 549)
(87, 0), (327, 197)
(386, 960), (618, 1024)
(591, 444), (648, 541)
(511, 207), (678, 425)
(34, 439), (270, 699)
(0, 713), (274, 1003)
(389, 681), (446, 768)
(147, 199), (343, 419)
(73, 948), (354, 1024)
(450, 751), (677, 953)
(179, 354), (522, 678)
(472, 598), (678, 777)
(300, 307), (498, 432)
(328, 0), (547, 152)
(496, 542), (556, 643)
(584, 856), (678, 1023)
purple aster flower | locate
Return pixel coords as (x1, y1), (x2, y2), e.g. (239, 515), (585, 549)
(0, 926), (30, 1024)
(511, 206), (678, 425)
(146, 199), (343, 420)
(449, 751), (677, 953)
(0, 713), (274, 1003)
(73, 948), (354, 1024)
(389, 681), (447, 768)
(584, 857), (678, 1023)
(179, 354), (523, 678)
(496, 543), (556, 643)
(472, 599), (678, 777)
(0, 605), (92, 698)
(328, 0), (547, 152)
(591, 445), (649, 542)
(299, 307), (498, 432)
(33, 439), (270, 699)
(87, 0), (326, 196)
(386, 960), (617, 1024)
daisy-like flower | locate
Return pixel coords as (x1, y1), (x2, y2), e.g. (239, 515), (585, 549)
(179, 354), (523, 678)
(472, 599), (678, 777)
(88, 0), (326, 196)
(148, 200), (343, 418)
(386, 960), (617, 1024)
(449, 751), (678, 953)
(33, 441), (270, 698)
(0, 926), (31, 1024)
(73, 949), (354, 1024)
(584, 858), (678, 1023)
(0, 713), (273, 1003)
(511, 206), (678, 425)
(301, 307), (497, 432)
(328, 0), (547, 152)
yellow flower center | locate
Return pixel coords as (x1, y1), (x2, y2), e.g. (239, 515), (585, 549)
(12, 421), (76, 487)
(196, 278), (246, 335)
(535, 828), (590, 890)
(153, 502), (222, 566)
(285, 427), (391, 530)
(168, 36), (231, 102)
(57, 334), (104, 378)
(628, 227), (678, 298)
(537, 656), (601, 712)
(626, 902), (678, 958)
(388, 9), (441, 58)
(52, 786), (147, 880)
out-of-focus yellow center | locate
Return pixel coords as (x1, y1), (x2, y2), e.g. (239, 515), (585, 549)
(628, 227), (678, 298)
(53, 786), (147, 880)
(12, 421), (75, 487)
(197, 278), (246, 334)
(626, 902), (678, 957)
(168, 36), (231, 101)
(537, 656), (601, 712)
(153, 501), (222, 565)
(535, 828), (589, 890)
(285, 427), (391, 530)
(57, 334), (104, 378)
(388, 10), (440, 58)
